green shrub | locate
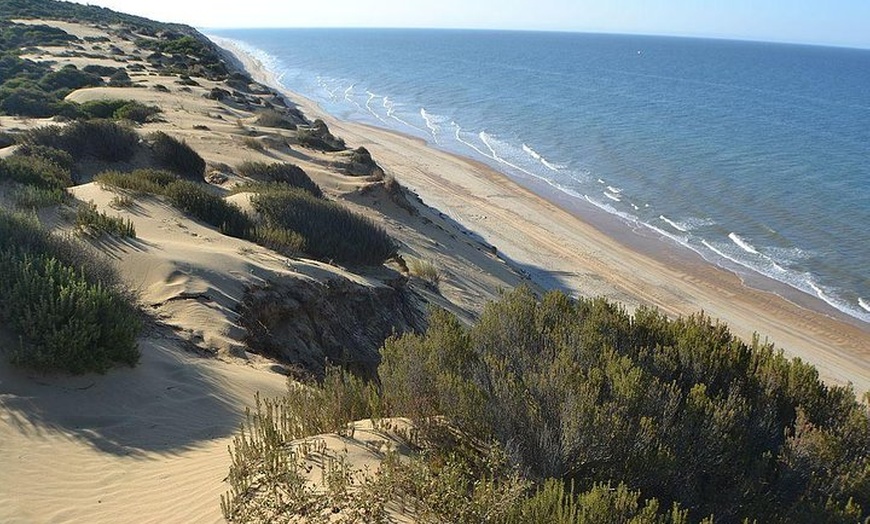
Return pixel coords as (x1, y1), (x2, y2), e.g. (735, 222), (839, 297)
(107, 69), (131, 87)
(251, 188), (394, 266)
(38, 65), (102, 92)
(9, 185), (67, 209)
(79, 99), (160, 123)
(148, 131), (205, 180)
(75, 202), (136, 238)
(0, 210), (139, 374)
(251, 225), (306, 256)
(22, 120), (139, 162)
(163, 180), (251, 237)
(94, 168), (178, 195)
(0, 87), (65, 117)
(13, 143), (76, 172)
(0, 131), (16, 148)
(82, 64), (119, 77)
(237, 161), (322, 198)
(0, 154), (72, 189)
(113, 101), (160, 123)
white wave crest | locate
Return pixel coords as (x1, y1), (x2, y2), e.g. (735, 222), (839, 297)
(859, 298), (870, 313)
(604, 191), (621, 202)
(728, 232), (759, 255)
(521, 144), (562, 171)
(659, 215), (688, 232)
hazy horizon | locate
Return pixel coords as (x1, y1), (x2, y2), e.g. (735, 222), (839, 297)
(71, 0), (870, 50)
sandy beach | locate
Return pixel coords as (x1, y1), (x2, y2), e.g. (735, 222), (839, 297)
(215, 38), (870, 395)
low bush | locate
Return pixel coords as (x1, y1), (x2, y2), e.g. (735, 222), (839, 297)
(9, 185), (67, 209)
(0, 86), (71, 118)
(241, 136), (263, 151)
(236, 161), (322, 198)
(13, 144), (76, 171)
(0, 131), (16, 148)
(251, 188), (394, 266)
(251, 225), (306, 256)
(82, 64), (119, 77)
(75, 202), (136, 238)
(107, 69), (132, 87)
(163, 180), (251, 237)
(0, 210), (140, 374)
(38, 64), (102, 92)
(112, 101), (160, 123)
(23, 120), (139, 162)
(95, 168), (178, 195)
(0, 154), (72, 189)
(147, 131), (205, 180)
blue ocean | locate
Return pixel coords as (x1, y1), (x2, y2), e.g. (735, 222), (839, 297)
(209, 29), (870, 324)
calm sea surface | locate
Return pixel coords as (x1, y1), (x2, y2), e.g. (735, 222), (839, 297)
(210, 29), (870, 323)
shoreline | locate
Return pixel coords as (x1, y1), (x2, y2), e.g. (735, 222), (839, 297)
(212, 36), (870, 393)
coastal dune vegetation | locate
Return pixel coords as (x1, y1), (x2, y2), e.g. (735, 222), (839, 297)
(223, 287), (870, 523)
(0, 1), (866, 523)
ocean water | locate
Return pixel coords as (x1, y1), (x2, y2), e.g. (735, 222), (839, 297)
(209, 29), (870, 324)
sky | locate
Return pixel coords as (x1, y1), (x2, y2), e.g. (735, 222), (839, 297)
(73, 0), (870, 49)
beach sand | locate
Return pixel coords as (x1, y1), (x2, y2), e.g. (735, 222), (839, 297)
(215, 38), (870, 395)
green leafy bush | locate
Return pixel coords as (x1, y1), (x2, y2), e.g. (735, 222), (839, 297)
(251, 188), (394, 266)
(0, 210), (139, 374)
(22, 120), (139, 162)
(223, 288), (870, 522)
(0, 86), (75, 118)
(9, 185), (67, 208)
(0, 154), (72, 189)
(78, 99), (160, 123)
(147, 131), (205, 180)
(237, 161), (322, 198)
(38, 64), (102, 92)
(13, 143), (75, 171)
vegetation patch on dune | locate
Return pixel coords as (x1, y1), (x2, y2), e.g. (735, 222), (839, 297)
(236, 161), (323, 198)
(0, 210), (140, 374)
(251, 187), (395, 266)
(223, 287), (870, 523)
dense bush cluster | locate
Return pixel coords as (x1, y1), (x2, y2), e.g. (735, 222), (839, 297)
(236, 161), (322, 198)
(0, 153), (71, 189)
(147, 131), (205, 180)
(251, 187), (395, 266)
(224, 287), (870, 523)
(22, 119), (139, 162)
(0, 210), (140, 374)
(79, 98), (161, 123)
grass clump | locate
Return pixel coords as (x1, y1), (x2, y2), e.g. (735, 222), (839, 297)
(0, 210), (140, 374)
(237, 161), (322, 198)
(407, 257), (440, 288)
(75, 202), (136, 238)
(95, 168), (178, 195)
(223, 287), (870, 523)
(251, 188), (394, 266)
(147, 131), (205, 180)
